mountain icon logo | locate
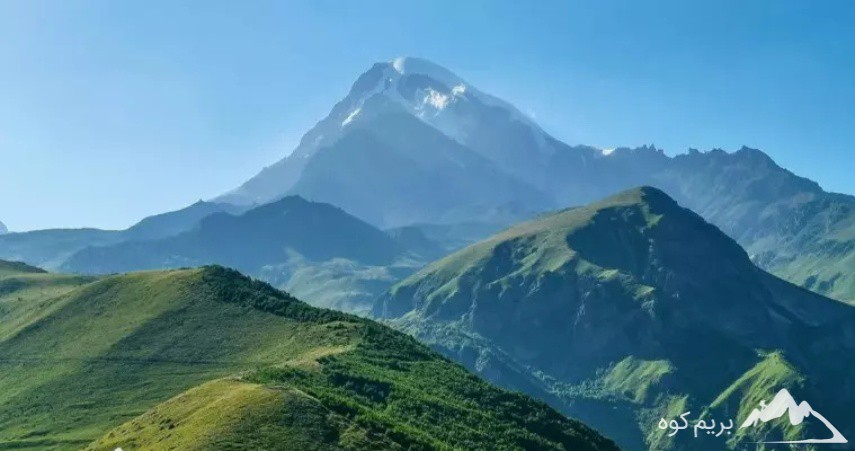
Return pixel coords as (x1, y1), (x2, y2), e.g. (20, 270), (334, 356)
(740, 388), (847, 444)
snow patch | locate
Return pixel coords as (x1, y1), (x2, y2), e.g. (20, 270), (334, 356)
(342, 108), (361, 126)
(392, 57), (406, 74)
(424, 89), (450, 110)
(601, 148), (616, 156)
(378, 57), (550, 151)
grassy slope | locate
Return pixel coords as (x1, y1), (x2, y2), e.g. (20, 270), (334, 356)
(378, 188), (657, 319)
(0, 263), (615, 451)
(770, 237), (855, 305)
(0, 261), (95, 343)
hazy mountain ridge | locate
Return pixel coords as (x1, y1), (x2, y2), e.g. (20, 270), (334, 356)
(0, 201), (244, 270)
(644, 147), (855, 304)
(0, 261), (616, 450)
(0, 228), (123, 270)
(374, 187), (855, 450)
(62, 196), (425, 313)
(122, 200), (247, 241)
(538, 142), (855, 303)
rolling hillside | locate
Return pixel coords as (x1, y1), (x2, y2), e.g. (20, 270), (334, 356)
(0, 261), (616, 450)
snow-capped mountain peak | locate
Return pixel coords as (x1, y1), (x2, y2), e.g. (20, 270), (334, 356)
(217, 57), (561, 205)
(380, 57), (547, 144)
(343, 57), (469, 119)
(330, 56), (556, 182)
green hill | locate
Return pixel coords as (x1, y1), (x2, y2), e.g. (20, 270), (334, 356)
(375, 186), (855, 450)
(0, 261), (615, 450)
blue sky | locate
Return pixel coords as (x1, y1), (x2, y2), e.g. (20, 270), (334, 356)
(1, 0), (853, 231)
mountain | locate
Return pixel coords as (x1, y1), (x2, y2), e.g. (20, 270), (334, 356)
(672, 148), (853, 305)
(121, 200), (247, 241)
(216, 58), (854, 304)
(0, 228), (123, 269)
(385, 225), (447, 261)
(0, 261), (616, 450)
(563, 145), (855, 305)
(0, 201), (243, 270)
(63, 196), (420, 313)
(0, 221), (7, 234)
(374, 187), (855, 450)
(217, 57), (552, 228)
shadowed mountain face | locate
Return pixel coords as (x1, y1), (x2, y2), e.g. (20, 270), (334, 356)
(591, 146), (855, 305)
(0, 261), (617, 451)
(288, 106), (549, 228)
(217, 57), (557, 229)
(218, 57), (558, 212)
(375, 187), (855, 450)
(63, 196), (403, 271)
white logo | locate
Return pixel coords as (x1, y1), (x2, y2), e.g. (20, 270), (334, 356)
(740, 388), (847, 444)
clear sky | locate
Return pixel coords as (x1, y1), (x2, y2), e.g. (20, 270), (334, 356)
(1, 0), (853, 231)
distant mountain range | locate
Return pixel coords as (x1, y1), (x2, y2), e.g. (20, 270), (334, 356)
(0, 261), (616, 450)
(0, 200), (244, 270)
(374, 187), (855, 450)
(62, 196), (431, 314)
(0, 221), (7, 235)
(64, 196), (403, 273)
